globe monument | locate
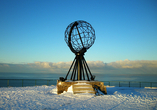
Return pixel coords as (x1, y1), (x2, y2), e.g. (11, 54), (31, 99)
(57, 20), (107, 95)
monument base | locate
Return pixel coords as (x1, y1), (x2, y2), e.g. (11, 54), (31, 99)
(57, 80), (107, 95)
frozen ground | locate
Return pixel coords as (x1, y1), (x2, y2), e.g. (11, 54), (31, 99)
(0, 85), (157, 110)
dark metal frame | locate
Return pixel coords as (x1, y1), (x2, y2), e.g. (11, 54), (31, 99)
(65, 20), (96, 53)
(62, 20), (96, 81)
(64, 53), (95, 81)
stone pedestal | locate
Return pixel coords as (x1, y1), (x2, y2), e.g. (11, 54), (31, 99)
(73, 83), (95, 94)
(57, 80), (107, 95)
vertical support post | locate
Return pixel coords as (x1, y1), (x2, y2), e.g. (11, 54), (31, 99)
(82, 59), (90, 81)
(139, 82), (141, 88)
(35, 80), (36, 86)
(119, 82), (120, 87)
(150, 82), (152, 88)
(65, 56), (76, 80)
(64, 52), (93, 81)
(83, 57), (93, 79)
(47, 80), (49, 86)
(71, 60), (77, 80)
(22, 79), (23, 87)
(73, 68), (77, 81)
(129, 81), (130, 87)
(73, 59), (78, 81)
(77, 57), (81, 80)
(7, 80), (9, 87)
(82, 62), (85, 80)
(71, 58), (77, 80)
(80, 56), (83, 80)
(77, 54), (83, 80)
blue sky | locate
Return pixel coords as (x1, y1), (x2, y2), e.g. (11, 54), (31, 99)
(0, 0), (157, 74)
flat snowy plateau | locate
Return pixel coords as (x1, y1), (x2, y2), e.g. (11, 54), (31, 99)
(0, 86), (157, 110)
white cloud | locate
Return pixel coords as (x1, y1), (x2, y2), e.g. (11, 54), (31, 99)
(0, 64), (9, 68)
(28, 61), (72, 69)
(87, 61), (105, 68)
(107, 59), (157, 69)
(0, 60), (157, 74)
(52, 61), (72, 69)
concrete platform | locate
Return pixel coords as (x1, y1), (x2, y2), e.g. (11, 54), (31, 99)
(57, 80), (107, 95)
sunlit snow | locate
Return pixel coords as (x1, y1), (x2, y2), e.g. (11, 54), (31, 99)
(0, 86), (157, 110)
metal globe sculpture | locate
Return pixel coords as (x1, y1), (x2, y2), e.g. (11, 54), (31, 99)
(57, 20), (107, 95)
(60, 20), (96, 81)
(65, 20), (96, 54)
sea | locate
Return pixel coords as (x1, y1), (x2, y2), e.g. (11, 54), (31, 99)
(0, 73), (157, 87)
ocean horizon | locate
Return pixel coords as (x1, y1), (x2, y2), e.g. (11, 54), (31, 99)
(0, 73), (157, 87)
(0, 72), (157, 82)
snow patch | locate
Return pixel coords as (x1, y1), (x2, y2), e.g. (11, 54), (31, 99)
(0, 86), (157, 110)
(67, 85), (73, 93)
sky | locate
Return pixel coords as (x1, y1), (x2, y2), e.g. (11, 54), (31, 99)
(0, 0), (157, 74)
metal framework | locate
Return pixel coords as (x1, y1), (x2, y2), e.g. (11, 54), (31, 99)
(62, 20), (96, 81)
(64, 53), (95, 81)
(65, 20), (96, 53)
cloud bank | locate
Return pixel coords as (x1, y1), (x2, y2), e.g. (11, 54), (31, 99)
(0, 59), (157, 74)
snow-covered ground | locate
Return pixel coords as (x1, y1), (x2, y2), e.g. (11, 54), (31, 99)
(0, 85), (157, 110)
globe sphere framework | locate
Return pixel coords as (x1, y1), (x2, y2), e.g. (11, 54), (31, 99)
(65, 20), (96, 53)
